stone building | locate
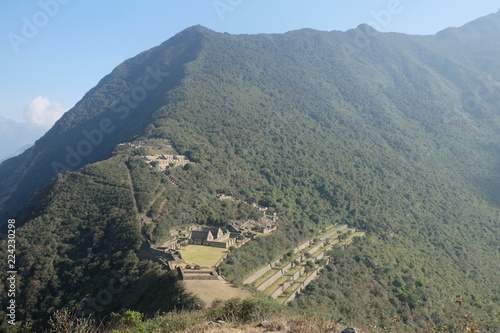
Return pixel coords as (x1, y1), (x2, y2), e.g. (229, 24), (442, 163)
(188, 227), (235, 248)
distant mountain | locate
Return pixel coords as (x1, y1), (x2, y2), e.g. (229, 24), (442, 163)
(1, 11), (500, 332)
(0, 117), (39, 162)
(0, 144), (33, 163)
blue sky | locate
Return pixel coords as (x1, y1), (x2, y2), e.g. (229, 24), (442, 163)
(0, 0), (499, 126)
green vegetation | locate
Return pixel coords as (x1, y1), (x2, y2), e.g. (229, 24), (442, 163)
(1, 12), (500, 332)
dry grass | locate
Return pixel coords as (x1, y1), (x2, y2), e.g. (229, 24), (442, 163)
(177, 315), (376, 333)
(48, 308), (378, 333)
(183, 279), (252, 305)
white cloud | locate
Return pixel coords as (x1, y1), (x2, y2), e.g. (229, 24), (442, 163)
(23, 95), (66, 130)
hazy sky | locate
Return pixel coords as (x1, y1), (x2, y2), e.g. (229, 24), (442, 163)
(1, 1), (499, 126)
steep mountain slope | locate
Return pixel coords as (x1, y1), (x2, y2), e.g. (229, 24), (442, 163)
(1, 11), (500, 332)
(0, 27), (205, 223)
(435, 9), (500, 80)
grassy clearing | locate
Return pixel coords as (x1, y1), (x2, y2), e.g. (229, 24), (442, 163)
(180, 245), (228, 267)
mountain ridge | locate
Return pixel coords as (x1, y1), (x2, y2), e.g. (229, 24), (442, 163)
(0, 27), (207, 223)
(2, 11), (500, 222)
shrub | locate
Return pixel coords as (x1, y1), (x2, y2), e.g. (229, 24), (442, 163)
(48, 309), (97, 333)
(120, 310), (144, 327)
(207, 297), (281, 323)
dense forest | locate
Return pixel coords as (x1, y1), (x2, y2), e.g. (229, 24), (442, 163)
(1, 10), (500, 332)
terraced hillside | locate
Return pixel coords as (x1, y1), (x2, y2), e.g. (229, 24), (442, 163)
(243, 225), (365, 303)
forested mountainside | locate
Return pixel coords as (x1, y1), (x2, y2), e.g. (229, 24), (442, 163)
(1, 10), (500, 332)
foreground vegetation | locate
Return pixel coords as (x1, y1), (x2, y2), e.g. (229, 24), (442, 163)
(42, 297), (498, 333)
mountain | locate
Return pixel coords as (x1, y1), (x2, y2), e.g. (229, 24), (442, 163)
(1, 11), (500, 331)
(0, 117), (38, 163)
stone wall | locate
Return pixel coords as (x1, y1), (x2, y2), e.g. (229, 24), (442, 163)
(307, 241), (325, 255)
(243, 264), (273, 285)
(284, 289), (300, 304)
(320, 229), (338, 241)
(207, 238), (236, 248)
(271, 258), (281, 268)
(303, 267), (321, 286)
(291, 267), (305, 281)
(270, 286), (284, 299)
(280, 262), (293, 274)
(257, 262), (296, 292)
(270, 280), (294, 300)
(337, 224), (348, 233)
(214, 252), (229, 268)
(294, 240), (311, 254)
(182, 274), (219, 280)
(257, 270), (284, 291)
(180, 269), (219, 280)
(281, 267), (322, 304)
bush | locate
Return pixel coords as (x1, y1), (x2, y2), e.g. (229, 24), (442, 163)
(110, 310), (146, 333)
(207, 297), (281, 323)
(316, 259), (327, 266)
(305, 260), (315, 273)
(306, 281), (319, 292)
(183, 163), (194, 171)
(48, 309), (97, 333)
(120, 310), (144, 327)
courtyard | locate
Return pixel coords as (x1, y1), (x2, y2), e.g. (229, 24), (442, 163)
(179, 245), (228, 267)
